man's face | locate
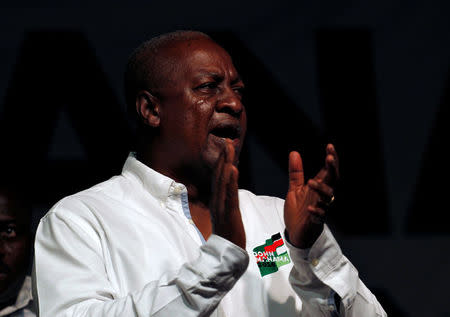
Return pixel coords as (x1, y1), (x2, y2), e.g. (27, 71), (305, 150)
(155, 38), (247, 171)
(0, 192), (30, 294)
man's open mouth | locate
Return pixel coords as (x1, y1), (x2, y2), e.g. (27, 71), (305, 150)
(209, 124), (241, 140)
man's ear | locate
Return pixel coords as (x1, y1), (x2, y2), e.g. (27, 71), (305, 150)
(136, 90), (161, 127)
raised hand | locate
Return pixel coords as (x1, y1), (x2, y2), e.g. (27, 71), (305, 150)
(210, 139), (246, 249)
(284, 144), (339, 249)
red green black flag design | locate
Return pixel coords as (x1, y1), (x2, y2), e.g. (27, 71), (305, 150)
(252, 233), (291, 277)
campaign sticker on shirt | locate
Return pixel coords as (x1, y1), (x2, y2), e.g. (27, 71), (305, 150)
(252, 233), (291, 277)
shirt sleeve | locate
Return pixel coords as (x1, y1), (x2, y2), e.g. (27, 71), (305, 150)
(32, 206), (249, 317)
(286, 225), (387, 317)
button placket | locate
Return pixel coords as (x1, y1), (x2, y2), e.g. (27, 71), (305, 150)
(173, 189), (205, 245)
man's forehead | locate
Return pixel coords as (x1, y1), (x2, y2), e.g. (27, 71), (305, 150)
(0, 203), (15, 217)
(0, 192), (26, 217)
(0, 200), (15, 216)
(165, 40), (237, 76)
(164, 36), (221, 53)
(0, 203), (29, 224)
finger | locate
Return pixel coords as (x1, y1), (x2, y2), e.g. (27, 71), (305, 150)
(288, 151), (304, 191)
(213, 145), (226, 187)
(224, 140), (238, 211)
(307, 205), (326, 224)
(308, 179), (334, 197)
(308, 179), (336, 209)
(215, 165), (232, 224)
(326, 143), (339, 167)
(225, 139), (235, 165)
(326, 143), (340, 181)
(211, 146), (227, 213)
(226, 165), (240, 211)
(217, 140), (234, 177)
(314, 145), (339, 184)
(213, 141), (236, 221)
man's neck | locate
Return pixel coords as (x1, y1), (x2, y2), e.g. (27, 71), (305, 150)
(136, 148), (212, 207)
(0, 274), (26, 309)
(136, 146), (215, 239)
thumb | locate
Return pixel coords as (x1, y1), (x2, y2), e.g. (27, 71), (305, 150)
(288, 151), (304, 191)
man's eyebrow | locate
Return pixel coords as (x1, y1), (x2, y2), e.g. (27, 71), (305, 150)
(194, 71), (243, 85)
(231, 76), (244, 85)
(194, 71), (223, 80)
(0, 220), (15, 226)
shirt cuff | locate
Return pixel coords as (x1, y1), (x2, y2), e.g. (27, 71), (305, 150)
(194, 234), (250, 289)
(157, 234), (249, 316)
(285, 225), (343, 279)
(285, 225), (343, 315)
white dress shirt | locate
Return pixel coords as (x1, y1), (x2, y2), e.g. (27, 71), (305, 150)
(0, 276), (35, 317)
(33, 154), (386, 316)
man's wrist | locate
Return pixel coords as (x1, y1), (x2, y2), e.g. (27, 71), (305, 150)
(285, 223), (324, 249)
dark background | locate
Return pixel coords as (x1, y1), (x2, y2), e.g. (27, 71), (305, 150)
(1, 2), (449, 316)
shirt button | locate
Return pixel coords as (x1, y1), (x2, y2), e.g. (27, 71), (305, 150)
(189, 219), (195, 225)
(160, 201), (166, 208)
(173, 184), (184, 194)
(328, 305), (335, 311)
(173, 188), (181, 194)
(311, 258), (319, 267)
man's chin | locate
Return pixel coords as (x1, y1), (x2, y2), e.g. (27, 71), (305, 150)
(206, 136), (242, 163)
(0, 272), (27, 297)
(208, 134), (241, 152)
(202, 150), (240, 174)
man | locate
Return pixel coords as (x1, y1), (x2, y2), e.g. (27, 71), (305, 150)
(0, 186), (35, 317)
(33, 31), (386, 316)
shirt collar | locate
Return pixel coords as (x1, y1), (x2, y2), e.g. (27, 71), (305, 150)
(0, 276), (33, 316)
(121, 152), (185, 200)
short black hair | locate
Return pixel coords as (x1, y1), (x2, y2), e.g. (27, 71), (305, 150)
(123, 30), (211, 122)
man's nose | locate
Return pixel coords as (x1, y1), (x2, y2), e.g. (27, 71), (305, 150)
(216, 87), (244, 116)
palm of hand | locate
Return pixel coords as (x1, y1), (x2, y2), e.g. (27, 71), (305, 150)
(284, 183), (323, 249)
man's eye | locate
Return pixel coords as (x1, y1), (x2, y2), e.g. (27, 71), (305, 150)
(1, 226), (17, 239)
(196, 82), (218, 90)
(233, 86), (245, 96)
